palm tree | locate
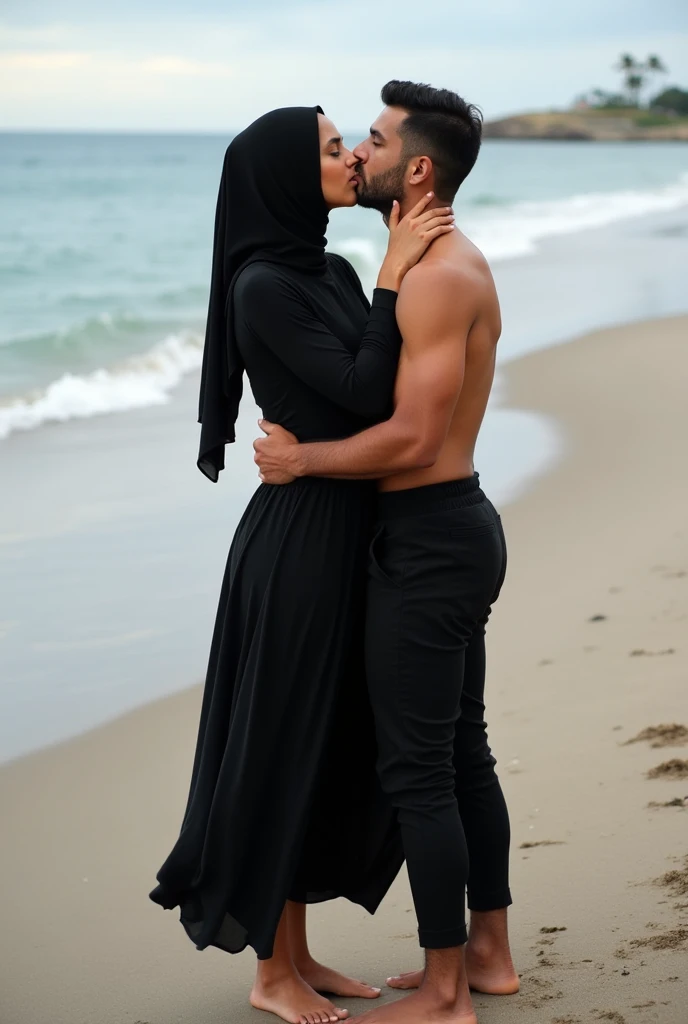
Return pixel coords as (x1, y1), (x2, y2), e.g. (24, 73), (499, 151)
(627, 73), (644, 107)
(644, 54), (668, 104)
(615, 53), (643, 106)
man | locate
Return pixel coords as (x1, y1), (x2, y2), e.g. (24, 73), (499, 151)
(254, 81), (519, 1024)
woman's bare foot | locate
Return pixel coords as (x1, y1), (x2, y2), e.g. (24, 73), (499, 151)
(250, 971), (349, 1024)
(296, 958), (382, 999)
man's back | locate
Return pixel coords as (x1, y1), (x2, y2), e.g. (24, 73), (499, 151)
(379, 229), (501, 492)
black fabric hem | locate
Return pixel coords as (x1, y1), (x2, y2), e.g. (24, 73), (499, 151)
(371, 287), (398, 310)
(419, 924), (468, 949)
(468, 889), (513, 913)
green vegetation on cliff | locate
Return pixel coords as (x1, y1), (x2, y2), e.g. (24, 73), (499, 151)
(484, 53), (688, 141)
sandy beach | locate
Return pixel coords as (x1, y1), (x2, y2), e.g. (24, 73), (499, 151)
(1, 313), (687, 1024)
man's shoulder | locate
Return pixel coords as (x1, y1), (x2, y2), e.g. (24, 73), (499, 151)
(399, 257), (476, 312)
(406, 241), (490, 289)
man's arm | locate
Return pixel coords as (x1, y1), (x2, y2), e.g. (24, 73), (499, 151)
(255, 262), (472, 481)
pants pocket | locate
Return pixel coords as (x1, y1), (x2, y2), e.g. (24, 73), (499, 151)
(368, 524), (404, 590)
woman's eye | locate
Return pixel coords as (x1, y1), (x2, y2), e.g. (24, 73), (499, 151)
(331, 150), (340, 157)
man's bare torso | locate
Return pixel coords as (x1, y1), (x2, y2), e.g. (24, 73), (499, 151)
(379, 229), (501, 493)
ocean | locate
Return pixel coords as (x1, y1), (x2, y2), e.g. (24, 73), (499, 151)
(2, 132), (688, 761)
(2, 133), (688, 434)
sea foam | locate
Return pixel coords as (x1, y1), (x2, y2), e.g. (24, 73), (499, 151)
(334, 171), (688, 277)
(2, 171), (687, 442)
(0, 331), (203, 441)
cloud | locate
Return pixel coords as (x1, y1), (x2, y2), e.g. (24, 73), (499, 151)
(0, 51), (88, 70)
(1, 0), (686, 130)
(139, 56), (235, 78)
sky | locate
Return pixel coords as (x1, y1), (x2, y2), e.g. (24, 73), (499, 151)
(1, 0), (687, 131)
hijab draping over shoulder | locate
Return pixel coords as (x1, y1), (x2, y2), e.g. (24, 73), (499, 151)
(197, 105), (329, 481)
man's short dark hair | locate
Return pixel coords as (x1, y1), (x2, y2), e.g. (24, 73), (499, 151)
(381, 80), (483, 201)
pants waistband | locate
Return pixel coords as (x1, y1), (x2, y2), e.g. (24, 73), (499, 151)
(376, 474), (484, 519)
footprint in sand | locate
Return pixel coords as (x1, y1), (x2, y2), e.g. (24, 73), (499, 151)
(629, 647), (675, 657)
(647, 759), (688, 780)
(628, 928), (688, 951)
(625, 724), (688, 748)
(520, 840), (566, 849)
(654, 856), (688, 899)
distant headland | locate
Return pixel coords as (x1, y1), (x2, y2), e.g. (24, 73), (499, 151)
(485, 53), (688, 141)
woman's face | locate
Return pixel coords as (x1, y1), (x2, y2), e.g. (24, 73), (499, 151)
(318, 114), (359, 210)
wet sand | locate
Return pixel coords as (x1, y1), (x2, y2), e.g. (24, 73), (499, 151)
(1, 314), (687, 1024)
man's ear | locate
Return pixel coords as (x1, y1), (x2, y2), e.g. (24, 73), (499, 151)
(408, 155), (433, 187)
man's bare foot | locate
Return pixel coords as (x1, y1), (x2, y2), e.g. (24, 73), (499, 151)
(386, 968), (423, 991)
(349, 989), (476, 1024)
(387, 946), (519, 997)
(464, 909), (519, 996)
(296, 958), (381, 999)
(250, 972), (349, 1024)
(464, 938), (519, 995)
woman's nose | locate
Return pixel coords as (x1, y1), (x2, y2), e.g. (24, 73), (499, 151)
(344, 150), (358, 168)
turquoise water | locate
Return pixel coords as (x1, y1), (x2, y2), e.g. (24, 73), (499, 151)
(1, 133), (687, 425)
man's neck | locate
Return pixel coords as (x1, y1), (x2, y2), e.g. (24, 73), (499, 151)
(397, 190), (446, 219)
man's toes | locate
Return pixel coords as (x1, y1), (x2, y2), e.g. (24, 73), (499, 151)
(334, 1010), (349, 1021)
(386, 972), (420, 991)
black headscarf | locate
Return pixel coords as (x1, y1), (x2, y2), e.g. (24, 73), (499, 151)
(197, 105), (329, 481)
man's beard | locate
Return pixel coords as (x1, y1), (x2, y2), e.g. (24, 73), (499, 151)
(355, 158), (407, 217)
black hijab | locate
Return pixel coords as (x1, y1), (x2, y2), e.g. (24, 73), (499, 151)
(197, 106), (329, 481)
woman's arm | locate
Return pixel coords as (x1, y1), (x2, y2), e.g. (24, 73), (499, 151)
(235, 266), (401, 421)
(234, 196), (454, 420)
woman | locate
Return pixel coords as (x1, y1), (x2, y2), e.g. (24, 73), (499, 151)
(149, 106), (454, 1024)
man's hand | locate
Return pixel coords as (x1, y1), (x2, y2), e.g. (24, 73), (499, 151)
(253, 420), (301, 484)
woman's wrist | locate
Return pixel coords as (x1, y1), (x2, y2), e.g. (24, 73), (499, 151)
(376, 258), (405, 293)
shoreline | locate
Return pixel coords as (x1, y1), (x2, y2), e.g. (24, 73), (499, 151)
(1, 313), (687, 1024)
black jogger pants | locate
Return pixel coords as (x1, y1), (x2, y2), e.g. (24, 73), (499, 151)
(365, 474), (512, 949)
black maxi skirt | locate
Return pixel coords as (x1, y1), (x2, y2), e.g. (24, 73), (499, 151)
(149, 477), (404, 959)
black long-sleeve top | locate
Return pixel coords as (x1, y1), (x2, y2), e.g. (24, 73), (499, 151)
(232, 252), (401, 441)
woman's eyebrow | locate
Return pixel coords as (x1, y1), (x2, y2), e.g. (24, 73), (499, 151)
(326, 136), (342, 146)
